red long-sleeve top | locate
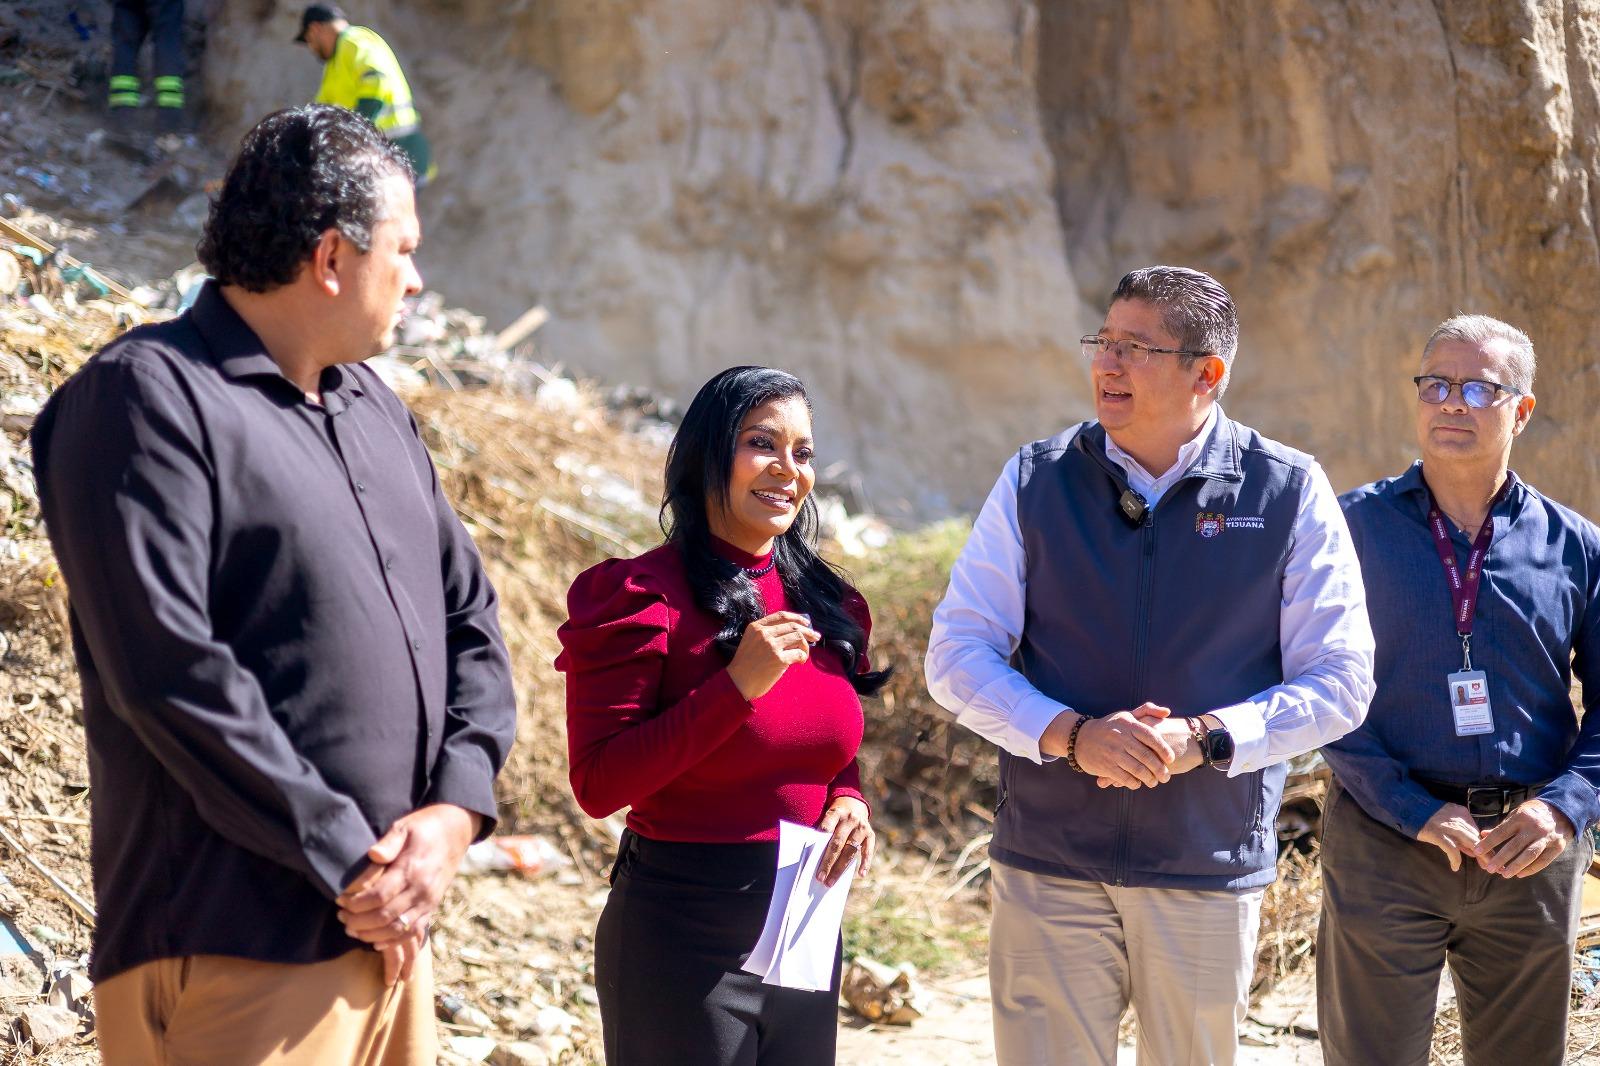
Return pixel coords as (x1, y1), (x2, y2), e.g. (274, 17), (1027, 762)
(555, 538), (871, 842)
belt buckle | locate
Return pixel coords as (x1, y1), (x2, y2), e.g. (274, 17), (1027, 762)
(1464, 786), (1507, 819)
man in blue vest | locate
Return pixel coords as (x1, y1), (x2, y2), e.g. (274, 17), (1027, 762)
(927, 265), (1375, 1065)
(1318, 315), (1600, 1065)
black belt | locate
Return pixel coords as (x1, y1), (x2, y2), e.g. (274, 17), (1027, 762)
(1415, 777), (1547, 819)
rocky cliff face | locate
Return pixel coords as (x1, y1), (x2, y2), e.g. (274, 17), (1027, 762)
(1038, 0), (1600, 512)
(203, 0), (1600, 517)
(203, 0), (1087, 515)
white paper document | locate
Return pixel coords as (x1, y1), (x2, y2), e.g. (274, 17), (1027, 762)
(742, 819), (858, 991)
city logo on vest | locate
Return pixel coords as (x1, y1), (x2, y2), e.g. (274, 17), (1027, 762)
(1194, 512), (1267, 538)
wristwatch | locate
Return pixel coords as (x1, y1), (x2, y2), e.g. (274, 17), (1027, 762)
(1198, 717), (1235, 771)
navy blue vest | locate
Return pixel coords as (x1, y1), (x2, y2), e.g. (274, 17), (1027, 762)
(994, 415), (1311, 890)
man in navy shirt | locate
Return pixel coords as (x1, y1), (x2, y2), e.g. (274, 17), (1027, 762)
(1319, 314), (1600, 1065)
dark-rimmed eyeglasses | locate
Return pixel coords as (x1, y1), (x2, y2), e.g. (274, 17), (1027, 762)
(1413, 375), (1523, 409)
(1080, 335), (1207, 367)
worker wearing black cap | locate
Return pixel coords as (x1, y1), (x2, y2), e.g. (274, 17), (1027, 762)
(296, 4), (436, 186)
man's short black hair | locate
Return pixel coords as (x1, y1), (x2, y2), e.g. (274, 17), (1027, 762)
(197, 105), (413, 293)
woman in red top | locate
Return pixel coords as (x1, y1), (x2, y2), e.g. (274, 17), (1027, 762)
(557, 366), (890, 1065)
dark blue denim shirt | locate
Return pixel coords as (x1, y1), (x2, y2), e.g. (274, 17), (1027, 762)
(1326, 461), (1600, 838)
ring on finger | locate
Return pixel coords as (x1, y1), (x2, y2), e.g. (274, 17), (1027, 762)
(396, 913), (411, 933)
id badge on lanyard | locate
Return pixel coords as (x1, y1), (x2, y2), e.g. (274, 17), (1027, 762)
(1447, 669), (1493, 736)
(1426, 483), (1507, 738)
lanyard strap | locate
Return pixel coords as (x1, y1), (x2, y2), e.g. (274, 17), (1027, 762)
(1425, 479), (1509, 669)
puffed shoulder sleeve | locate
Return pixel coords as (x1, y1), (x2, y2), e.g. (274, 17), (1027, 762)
(557, 557), (752, 819)
(556, 559), (671, 678)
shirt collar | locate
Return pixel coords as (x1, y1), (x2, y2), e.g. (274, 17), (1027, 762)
(187, 280), (363, 405)
(1103, 404), (1224, 485)
(1392, 459), (1525, 519)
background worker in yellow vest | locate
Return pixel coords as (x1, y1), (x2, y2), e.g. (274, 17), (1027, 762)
(295, 4), (437, 187)
(109, 0), (186, 133)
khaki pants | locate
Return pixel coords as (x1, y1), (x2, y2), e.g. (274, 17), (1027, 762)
(96, 948), (437, 1066)
(989, 862), (1263, 1066)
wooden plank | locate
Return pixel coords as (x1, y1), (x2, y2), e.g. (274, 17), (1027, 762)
(493, 305), (549, 352)
(0, 216), (138, 303)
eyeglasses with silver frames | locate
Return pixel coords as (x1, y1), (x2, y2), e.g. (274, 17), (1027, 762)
(1079, 335), (1208, 367)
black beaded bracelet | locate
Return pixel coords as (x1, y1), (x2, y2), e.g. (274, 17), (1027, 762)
(1064, 714), (1089, 773)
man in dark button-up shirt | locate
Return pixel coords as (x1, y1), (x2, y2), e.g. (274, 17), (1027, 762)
(32, 105), (515, 1065)
(1318, 314), (1600, 1066)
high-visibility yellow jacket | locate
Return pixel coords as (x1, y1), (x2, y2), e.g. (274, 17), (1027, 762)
(314, 26), (435, 182)
(314, 26), (418, 134)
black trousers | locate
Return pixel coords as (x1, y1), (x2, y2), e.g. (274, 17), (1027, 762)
(596, 831), (841, 1066)
(1317, 779), (1590, 1066)
(111, 0), (185, 80)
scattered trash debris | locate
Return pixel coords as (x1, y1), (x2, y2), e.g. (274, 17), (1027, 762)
(46, 957), (92, 1026)
(535, 377), (580, 412)
(15, 167), (59, 194)
(1575, 931), (1600, 1010)
(841, 956), (927, 1025)
(531, 1005), (576, 1037)
(1, 216), (138, 303)
(459, 836), (570, 879)
(28, 925), (67, 948)
(445, 1035), (498, 1063)
(438, 992), (496, 1034)
(491, 1041), (553, 1066)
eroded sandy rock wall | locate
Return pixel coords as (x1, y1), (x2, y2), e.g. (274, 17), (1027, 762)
(203, 0), (1600, 516)
(1038, 0), (1600, 511)
(203, 0), (1088, 515)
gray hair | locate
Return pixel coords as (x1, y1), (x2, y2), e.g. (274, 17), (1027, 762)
(1110, 266), (1240, 397)
(1422, 314), (1536, 393)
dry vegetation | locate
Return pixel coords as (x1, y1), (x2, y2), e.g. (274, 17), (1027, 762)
(408, 387), (664, 845)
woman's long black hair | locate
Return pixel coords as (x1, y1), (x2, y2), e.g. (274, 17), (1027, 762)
(661, 366), (891, 698)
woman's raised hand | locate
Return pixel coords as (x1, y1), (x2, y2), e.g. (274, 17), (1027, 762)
(726, 611), (821, 700)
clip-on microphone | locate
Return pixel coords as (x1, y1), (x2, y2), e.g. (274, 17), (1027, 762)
(1118, 488), (1149, 527)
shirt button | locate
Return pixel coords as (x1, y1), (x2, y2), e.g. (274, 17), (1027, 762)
(385, 559), (395, 571)
(412, 639), (422, 650)
(356, 482), (367, 493)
